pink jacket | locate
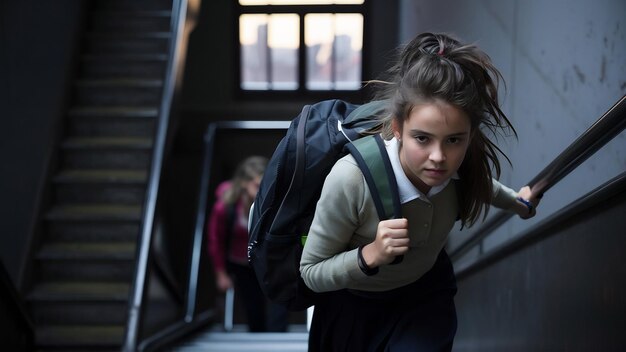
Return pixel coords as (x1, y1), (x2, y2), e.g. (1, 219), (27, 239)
(207, 181), (250, 272)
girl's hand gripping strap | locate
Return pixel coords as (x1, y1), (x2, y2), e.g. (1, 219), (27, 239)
(345, 134), (404, 265)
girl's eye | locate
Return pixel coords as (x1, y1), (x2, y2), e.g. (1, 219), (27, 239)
(415, 135), (429, 143)
(447, 137), (460, 144)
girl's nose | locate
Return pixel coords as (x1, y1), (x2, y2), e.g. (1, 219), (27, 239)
(429, 145), (446, 163)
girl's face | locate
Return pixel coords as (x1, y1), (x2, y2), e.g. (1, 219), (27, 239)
(393, 101), (471, 194)
(244, 175), (262, 199)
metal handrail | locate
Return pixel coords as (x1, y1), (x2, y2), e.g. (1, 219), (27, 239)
(454, 171), (626, 279)
(449, 95), (626, 262)
(122, 0), (188, 350)
(184, 123), (216, 321)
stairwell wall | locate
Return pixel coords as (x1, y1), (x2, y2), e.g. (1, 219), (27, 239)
(0, 0), (88, 287)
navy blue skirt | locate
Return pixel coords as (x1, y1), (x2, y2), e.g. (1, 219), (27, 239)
(308, 250), (458, 352)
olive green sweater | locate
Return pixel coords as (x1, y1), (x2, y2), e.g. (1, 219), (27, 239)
(300, 149), (518, 293)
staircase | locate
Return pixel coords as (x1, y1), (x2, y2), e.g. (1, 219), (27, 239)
(168, 327), (309, 352)
(25, 0), (174, 350)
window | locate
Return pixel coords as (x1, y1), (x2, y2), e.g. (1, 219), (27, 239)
(237, 0), (365, 93)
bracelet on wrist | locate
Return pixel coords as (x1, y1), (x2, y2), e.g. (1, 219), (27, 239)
(357, 245), (379, 276)
(516, 197), (534, 214)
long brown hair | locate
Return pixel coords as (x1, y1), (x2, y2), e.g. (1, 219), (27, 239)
(370, 32), (517, 228)
(222, 156), (268, 214)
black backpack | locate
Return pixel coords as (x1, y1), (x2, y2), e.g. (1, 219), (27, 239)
(247, 99), (402, 310)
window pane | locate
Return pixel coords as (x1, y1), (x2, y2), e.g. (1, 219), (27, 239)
(305, 14), (333, 90)
(240, 0), (364, 5)
(268, 14), (299, 90)
(240, 14), (269, 89)
(305, 13), (362, 90)
(335, 13), (362, 90)
(240, 14), (299, 90)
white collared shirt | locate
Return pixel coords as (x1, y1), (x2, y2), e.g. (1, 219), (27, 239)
(384, 137), (459, 204)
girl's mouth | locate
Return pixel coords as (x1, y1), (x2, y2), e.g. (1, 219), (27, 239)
(424, 169), (447, 177)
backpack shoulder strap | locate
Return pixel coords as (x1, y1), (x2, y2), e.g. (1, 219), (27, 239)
(346, 134), (404, 265)
(346, 134), (404, 264)
(345, 134), (402, 221)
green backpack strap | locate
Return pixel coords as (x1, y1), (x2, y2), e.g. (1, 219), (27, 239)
(346, 134), (403, 264)
(346, 134), (402, 221)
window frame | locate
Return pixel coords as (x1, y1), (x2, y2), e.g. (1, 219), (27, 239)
(233, 2), (369, 101)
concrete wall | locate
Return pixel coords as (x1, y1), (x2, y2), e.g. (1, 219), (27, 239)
(454, 189), (626, 351)
(0, 0), (87, 286)
(398, 0), (625, 260)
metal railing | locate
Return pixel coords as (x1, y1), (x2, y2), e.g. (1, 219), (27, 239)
(133, 120), (289, 351)
(122, 0), (189, 350)
(449, 95), (626, 263)
(185, 120), (291, 324)
(455, 171), (626, 279)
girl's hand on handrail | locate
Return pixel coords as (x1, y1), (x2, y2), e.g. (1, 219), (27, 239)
(515, 185), (543, 219)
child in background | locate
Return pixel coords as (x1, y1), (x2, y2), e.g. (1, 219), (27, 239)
(208, 156), (288, 332)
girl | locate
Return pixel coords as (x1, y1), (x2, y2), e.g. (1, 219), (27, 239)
(300, 32), (542, 351)
(208, 156), (287, 332)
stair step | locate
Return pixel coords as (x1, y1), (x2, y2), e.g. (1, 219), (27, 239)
(77, 78), (163, 87)
(84, 34), (169, 55)
(94, 10), (172, 17)
(174, 332), (309, 352)
(38, 259), (134, 282)
(45, 204), (142, 222)
(28, 282), (129, 301)
(92, 9), (172, 18)
(55, 169), (148, 184)
(86, 31), (172, 40)
(37, 242), (136, 260)
(69, 106), (159, 118)
(53, 170), (148, 203)
(91, 11), (172, 32)
(62, 151), (152, 169)
(36, 325), (124, 348)
(94, 0), (173, 11)
(62, 136), (153, 150)
(68, 106), (158, 137)
(60, 137), (153, 169)
(80, 54), (167, 78)
(56, 184), (146, 205)
(48, 222), (139, 242)
(37, 262), (134, 282)
(83, 53), (168, 62)
(28, 282), (130, 325)
(33, 302), (129, 325)
(74, 79), (163, 106)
